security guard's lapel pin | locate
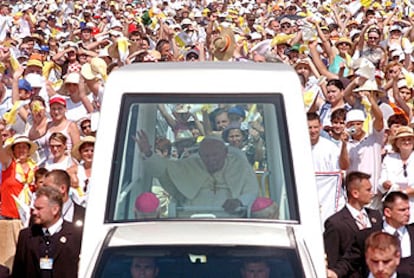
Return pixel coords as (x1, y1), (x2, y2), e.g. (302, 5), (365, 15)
(75, 220), (83, 227)
(60, 236), (67, 244)
(371, 217), (377, 224)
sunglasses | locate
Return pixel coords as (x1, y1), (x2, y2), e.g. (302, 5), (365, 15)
(281, 24), (291, 28)
(337, 42), (350, 47)
(403, 163), (408, 177)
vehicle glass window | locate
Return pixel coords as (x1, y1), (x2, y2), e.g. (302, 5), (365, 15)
(93, 246), (304, 278)
(106, 94), (298, 222)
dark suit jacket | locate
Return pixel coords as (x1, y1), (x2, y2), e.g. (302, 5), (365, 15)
(11, 221), (82, 278)
(73, 202), (86, 228)
(0, 265), (10, 278)
(331, 223), (414, 278)
(324, 206), (382, 269)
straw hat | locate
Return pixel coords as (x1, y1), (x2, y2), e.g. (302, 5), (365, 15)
(353, 79), (385, 97)
(335, 37), (352, 47)
(389, 126), (414, 146)
(58, 72), (80, 96)
(212, 27), (236, 61)
(81, 57), (107, 81)
(5, 135), (38, 157)
(71, 136), (96, 161)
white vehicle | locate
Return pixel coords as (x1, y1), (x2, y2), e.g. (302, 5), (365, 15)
(79, 62), (326, 277)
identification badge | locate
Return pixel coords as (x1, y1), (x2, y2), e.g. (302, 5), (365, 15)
(40, 257), (53, 270)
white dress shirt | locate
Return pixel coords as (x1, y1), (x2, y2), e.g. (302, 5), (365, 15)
(383, 221), (411, 258)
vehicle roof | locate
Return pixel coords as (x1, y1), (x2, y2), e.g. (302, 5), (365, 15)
(104, 62), (301, 95)
(107, 221), (296, 248)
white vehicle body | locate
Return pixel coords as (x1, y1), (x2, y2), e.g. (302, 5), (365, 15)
(79, 62), (325, 277)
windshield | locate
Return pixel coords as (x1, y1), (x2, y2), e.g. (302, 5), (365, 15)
(93, 245), (304, 278)
(106, 94), (299, 222)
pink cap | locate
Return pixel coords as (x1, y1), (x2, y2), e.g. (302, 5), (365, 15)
(135, 192), (160, 213)
(251, 197), (274, 212)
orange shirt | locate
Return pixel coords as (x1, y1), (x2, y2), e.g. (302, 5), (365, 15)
(0, 161), (25, 219)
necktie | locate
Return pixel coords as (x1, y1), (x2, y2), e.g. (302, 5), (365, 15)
(357, 211), (367, 230)
(394, 230), (400, 240)
(44, 229), (50, 237)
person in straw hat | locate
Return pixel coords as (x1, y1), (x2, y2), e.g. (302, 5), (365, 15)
(80, 57), (107, 110)
(379, 125), (414, 223)
(67, 135), (96, 207)
(0, 134), (38, 220)
(210, 27), (236, 61)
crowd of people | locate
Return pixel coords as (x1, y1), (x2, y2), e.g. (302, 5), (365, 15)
(1, 0), (414, 277)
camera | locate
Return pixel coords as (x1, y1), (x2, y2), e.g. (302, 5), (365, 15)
(346, 126), (356, 135)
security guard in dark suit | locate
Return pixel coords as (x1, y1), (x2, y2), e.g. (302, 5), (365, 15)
(12, 186), (81, 278)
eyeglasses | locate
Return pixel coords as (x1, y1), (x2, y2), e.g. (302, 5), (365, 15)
(81, 124), (91, 130)
(403, 163), (408, 177)
(281, 24), (291, 28)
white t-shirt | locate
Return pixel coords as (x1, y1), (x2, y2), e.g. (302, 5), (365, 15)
(378, 152), (414, 223)
(66, 95), (93, 122)
(347, 128), (384, 197)
(311, 136), (341, 172)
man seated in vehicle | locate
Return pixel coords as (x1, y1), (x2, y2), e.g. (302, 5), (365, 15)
(130, 256), (159, 278)
(135, 130), (259, 215)
(240, 259), (271, 278)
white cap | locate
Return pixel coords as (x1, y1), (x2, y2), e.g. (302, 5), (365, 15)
(346, 109), (366, 124)
(25, 73), (44, 88)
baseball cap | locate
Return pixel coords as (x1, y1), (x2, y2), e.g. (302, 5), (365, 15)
(18, 79), (32, 92)
(49, 96), (67, 107)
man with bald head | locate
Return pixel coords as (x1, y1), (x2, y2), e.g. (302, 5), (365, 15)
(135, 130), (259, 214)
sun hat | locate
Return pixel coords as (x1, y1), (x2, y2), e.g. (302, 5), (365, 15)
(26, 59), (43, 69)
(81, 57), (108, 81)
(389, 126), (414, 145)
(64, 72), (80, 85)
(57, 72), (81, 96)
(49, 95), (67, 107)
(345, 109), (366, 124)
(335, 37), (352, 47)
(134, 192), (160, 213)
(294, 58), (311, 69)
(353, 79), (380, 92)
(212, 27), (236, 61)
(6, 135), (38, 156)
(71, 135), (95, 160)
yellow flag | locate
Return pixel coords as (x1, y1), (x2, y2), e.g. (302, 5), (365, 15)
(360, 0), (372, 8)
(3, 101), (22, 125)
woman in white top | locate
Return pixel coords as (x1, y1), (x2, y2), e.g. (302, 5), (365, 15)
(46, 96), (80, 152)
(44, 132), (76, 171)
(379, 126), (414, 223)
(67, 136), (95, 207)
